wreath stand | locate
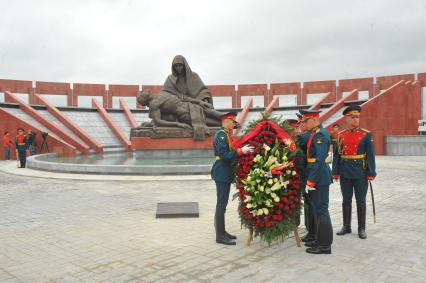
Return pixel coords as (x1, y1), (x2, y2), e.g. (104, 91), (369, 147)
(246, 227), (301, 247)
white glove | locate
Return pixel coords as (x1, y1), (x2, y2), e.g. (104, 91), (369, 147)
(305, 186), (316, 194)
(241, 145), (254, 154)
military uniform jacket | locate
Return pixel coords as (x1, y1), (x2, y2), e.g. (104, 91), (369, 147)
(306, 125), (333, 188)
(15, 135), (28, 151)
(211, 129), (238, 183)
(296, 131), (310, 183)
(332, 127), (376, 179)
(298, 131), (310, 153)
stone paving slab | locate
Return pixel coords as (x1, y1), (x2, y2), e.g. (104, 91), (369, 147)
(156, 202), (199, 218)
(0, 156), (425, 282)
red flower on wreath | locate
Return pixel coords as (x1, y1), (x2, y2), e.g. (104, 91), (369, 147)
(234, 119), (302, 245)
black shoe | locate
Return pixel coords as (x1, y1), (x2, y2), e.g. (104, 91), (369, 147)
(301, 234), (316, 242)
(357, 206), (367, 239)
(216, 235), (236, 245)
(224, 231), (237, 240)
(306, 246), (331, 254)
(304, 241), (317, 248)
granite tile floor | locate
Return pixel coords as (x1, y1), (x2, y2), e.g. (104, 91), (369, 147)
(0, 156), (425, 282)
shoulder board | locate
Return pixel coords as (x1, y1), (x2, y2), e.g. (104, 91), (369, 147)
(215, 130), (227, 138)
(360, 128), (370, 133)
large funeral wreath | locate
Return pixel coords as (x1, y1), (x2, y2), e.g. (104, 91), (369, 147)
(233, 114), (304, 245)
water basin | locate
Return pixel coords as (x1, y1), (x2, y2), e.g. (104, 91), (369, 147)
(27, 150), (215, 175)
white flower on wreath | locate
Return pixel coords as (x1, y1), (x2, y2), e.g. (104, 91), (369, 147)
(263, 144), (271, 151)
(282, 139), (292, 147)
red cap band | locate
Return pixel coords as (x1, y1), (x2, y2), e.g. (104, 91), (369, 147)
(345, 110), (360, 116)
(302, 112), (319, 119)
(220, 114), (237, 121)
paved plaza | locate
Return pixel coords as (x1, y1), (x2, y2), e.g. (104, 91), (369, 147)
(0, 156), (425, 282)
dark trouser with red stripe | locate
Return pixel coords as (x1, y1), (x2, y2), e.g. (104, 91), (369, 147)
(215, 182), (231, 217)
(309, 185), (333, 247)
(340, 176), (368, 237)
(17, 148), (27, 168)
(340, 177), (368, 208)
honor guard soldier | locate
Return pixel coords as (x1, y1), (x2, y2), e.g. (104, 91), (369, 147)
(293, 114), (317, 244)
(332, 105), (376, 239)
(300, 109), (333, 254)
(330, 124), (340, 151)
(15, 128), (29, 168)
(211, 112), (253, 245)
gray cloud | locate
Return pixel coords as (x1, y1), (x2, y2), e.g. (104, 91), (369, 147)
(0, 0), (425, 86)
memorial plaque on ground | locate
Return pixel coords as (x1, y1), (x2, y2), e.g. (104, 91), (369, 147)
(156, 202), (199, 218)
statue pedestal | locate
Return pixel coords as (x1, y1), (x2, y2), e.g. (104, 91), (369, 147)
(131, 136), (213, 150)
(130, 126), (221, 150)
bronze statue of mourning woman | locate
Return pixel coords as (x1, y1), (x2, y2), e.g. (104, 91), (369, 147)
(136, 55), (224, 140)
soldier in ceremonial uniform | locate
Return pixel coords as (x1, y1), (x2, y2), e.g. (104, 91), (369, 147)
(211, 112), (253, 245)
(330, 124), (340, 151)
(332, 105), (376, 239)
(300, 109), (333, 254)
(294, 113), (318, 244)
(286, 119), (298, 132)
(15, 128), (29, 168)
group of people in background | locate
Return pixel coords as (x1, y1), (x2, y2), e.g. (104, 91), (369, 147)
(2, 128), (38, 167)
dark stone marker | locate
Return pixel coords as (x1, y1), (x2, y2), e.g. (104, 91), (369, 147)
(156, 202), (199, 218)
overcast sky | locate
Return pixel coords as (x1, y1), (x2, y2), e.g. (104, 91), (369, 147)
(1, 0), (425, 86)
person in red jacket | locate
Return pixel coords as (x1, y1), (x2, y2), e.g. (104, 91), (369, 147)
(3, 131), (13, 160)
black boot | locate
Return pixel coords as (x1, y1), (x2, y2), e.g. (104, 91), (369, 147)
(304, 216), (318, 248)
(302, 208), (317, 243)
(301, 234), (316, 243)
(357, 206), (367, 239)
(223, 217), (237, 240)
(336, 204), (352, 236)
(306, 219), (332, 254)
(215, 215), (236, 245)
(304, 241), (317, 248)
